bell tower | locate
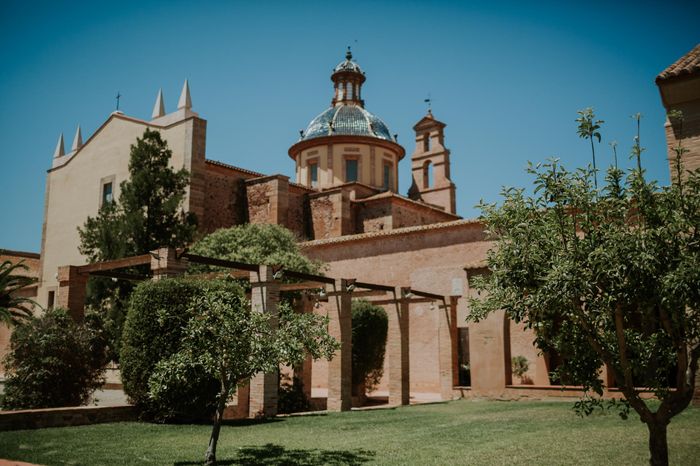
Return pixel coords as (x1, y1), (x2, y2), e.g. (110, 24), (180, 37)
(408, 111), (456, 214)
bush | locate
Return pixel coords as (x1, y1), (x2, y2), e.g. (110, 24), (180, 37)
(188, 223), (322, 275)
(2, 308), (109, 409)
(278, 374), (311, 414)
(511, 355), (530, 383)
(120, 278), (244, 421)
(351, 300), (388, 393)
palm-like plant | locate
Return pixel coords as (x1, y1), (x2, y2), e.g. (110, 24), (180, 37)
(0, 260), (37, 326)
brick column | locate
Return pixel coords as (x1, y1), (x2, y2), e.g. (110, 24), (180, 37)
(438, 296), (457, 400)
(387, 288), (410, 406)
(150, 247), (187, 279)
(57, 265), (88, 321)
(327, 279), (352, 412)
(693, 370), (700, 407)
(248, 265), (280, 417)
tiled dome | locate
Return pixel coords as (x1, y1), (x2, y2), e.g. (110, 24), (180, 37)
(301, 105), (393, 141)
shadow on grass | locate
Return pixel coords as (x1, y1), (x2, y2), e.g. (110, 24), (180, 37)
(174, 442), (375, 465)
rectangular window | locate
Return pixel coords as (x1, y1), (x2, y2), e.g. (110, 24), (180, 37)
(102, 182), (113, 206)
(458, 328), (470, 386)
(47, 290), (55, 310)
(309, 162), (318, 188)
(346, 159), (358, 182)
(423, 133), (431, 152)
(383, 163), (392, 190)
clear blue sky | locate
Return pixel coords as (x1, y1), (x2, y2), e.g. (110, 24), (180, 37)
(1, 0), (698, 253)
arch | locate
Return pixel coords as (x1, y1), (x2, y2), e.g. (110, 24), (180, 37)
(423, 160), (433, 189)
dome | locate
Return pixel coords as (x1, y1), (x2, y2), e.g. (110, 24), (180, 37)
(301, 105), (394, 142)
(333, 48), (364, 75)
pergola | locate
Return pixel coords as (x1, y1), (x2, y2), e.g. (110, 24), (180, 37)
(56, 247), (457, 417)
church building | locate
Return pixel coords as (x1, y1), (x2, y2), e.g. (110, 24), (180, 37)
(3, 44), (699, 404)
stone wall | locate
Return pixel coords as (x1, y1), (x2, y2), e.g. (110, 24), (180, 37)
(200, 162), (249, 233)
(0, 405), (136, 431)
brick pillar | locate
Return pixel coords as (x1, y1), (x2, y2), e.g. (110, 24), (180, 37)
(248, 265), (279, 417)
(438, 296), (457, 400)
(235, 383), (250, 418)
(150, 247), (187, 279)
(57, 265), (88, 321)
(387, 288), (410, 406)
(693, 370), (700, 407)
(327, 279), (352, 411)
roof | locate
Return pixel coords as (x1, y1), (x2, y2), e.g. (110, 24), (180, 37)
(301, 105), (394, 142)
(301, 218), (483, 248)
(656, 44), (700, 83)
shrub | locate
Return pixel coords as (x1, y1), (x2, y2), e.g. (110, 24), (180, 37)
(278, 374), (311, 414)
(2, 308), (109, 409)
(351, 300), (388, 394)
(120, 278), (243, 421)
(511, 355), (530, 382)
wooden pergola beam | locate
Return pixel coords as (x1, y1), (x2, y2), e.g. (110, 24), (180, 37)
(181, 253), (259, 272)
(88, 270), (150, 282)
(77, 254), (152, 274)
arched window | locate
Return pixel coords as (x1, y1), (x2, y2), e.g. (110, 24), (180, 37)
(423, 160), (433, 189)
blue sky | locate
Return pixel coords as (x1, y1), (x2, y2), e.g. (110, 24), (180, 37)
(1, 0), (698, 252)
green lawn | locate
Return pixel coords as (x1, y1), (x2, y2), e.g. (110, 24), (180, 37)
(0, 400), (699, 465)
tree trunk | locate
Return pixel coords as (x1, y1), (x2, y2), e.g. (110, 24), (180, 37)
(646, 420), (669, 466)
(205, 390), (229, 465)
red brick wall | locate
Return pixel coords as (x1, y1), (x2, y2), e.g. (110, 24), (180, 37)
(200, 164), (248, 234)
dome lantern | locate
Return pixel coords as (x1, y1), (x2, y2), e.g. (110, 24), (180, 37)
(331, 47), (366, 107)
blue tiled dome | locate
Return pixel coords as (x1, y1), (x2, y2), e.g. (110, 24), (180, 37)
(301, 105), (393, 141)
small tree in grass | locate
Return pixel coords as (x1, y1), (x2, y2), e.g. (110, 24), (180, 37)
(148, 282), (338, 466)
(469, 110), (700, 466)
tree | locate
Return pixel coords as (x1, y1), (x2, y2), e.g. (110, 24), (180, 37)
(2, 308), (109, 409)
(188, 223), (321, 275)
(0, 260), (36, 326)
(468, 110), (699, 466)
(148, 282), (338, 465)
(351, 300), (388, 401)
(78, 129), (198, 359)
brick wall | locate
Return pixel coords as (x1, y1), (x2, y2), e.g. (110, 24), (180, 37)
(200, 163), (248, 233)
(0, 405), (136, 431)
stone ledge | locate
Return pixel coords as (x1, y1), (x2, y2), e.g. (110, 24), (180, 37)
(0, 405), (136, 431)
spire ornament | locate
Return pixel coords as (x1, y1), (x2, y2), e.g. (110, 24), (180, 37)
(178, 80), (192, 110)
(71, 125), (83, 151)
(152, 88), (165, 118)
(53, 133), (65, 158)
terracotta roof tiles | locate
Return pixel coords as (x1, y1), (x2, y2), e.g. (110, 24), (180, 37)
(656, 44), (700, 83)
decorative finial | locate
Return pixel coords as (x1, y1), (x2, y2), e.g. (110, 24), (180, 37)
(424, 93), (432, 114)
(178, 79), (192, 110)
(115, 91), (121, 111)
(152, 88), (165, 118)
(299, 129), (305, 139)
(346, 46), (352, 60)
(53, 133), (65, 158)
(71, 125), (83, 151)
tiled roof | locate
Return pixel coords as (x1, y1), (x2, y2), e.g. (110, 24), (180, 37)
(656, 44), (700, 82)
(301, 218), (483, 248)
(205, 159), (266, 178)
(301, 105), (394, 142)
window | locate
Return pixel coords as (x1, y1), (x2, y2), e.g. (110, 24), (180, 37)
(309, 162), (319, 188)
(423, 160), (433, 189)
(383, 163), (392, 190)
(47, 290), (55, 310)
(423, 133), (431, 152)
(102, 182), (113, 206)
(458, 328), (470, 386)
(346, 159), (358, 182)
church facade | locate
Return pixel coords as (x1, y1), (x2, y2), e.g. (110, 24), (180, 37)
(4, 44), (699, 402)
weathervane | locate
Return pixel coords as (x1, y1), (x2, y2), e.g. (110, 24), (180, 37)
(424, 93), (432, 113)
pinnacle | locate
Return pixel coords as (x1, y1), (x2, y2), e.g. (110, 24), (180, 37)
(178, 79), (192, 110)
(152, 88), (165, 118)
(53, 133), (65, 158)
(71, 125), (83, 151)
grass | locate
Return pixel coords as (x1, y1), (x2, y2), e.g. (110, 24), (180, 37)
(0, 400), (699, 465)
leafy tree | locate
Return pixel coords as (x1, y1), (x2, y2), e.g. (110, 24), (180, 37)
(469, 110), (699, 466)
(2, 308), (109, 409)
(119, 278), (223, 421)
(188, 223), (321, 275)
(148, 282), (338, 465)
(78, 129), (197, 359)
(0, 260), (37, 326)
(351, 300), (388, 400)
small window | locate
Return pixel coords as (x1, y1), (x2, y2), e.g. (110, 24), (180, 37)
(383, 163), (392, 190)
(47, 290), (55, 310)
(102, 182), (113, 206)
(423, 133), (431, 152)
(423, 160), (433, 189)
(309, 162), (319, 188)
(346, 159), (358, 182)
